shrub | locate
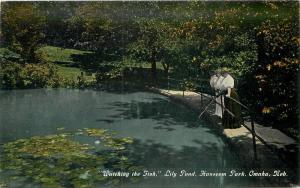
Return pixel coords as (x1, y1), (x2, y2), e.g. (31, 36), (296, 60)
(20, 63), (61, 88)
(1, 61), (62, 89)
(95, 66), (123, 83)
(0, 48), (23, 63)
(1, 61), (22, 89)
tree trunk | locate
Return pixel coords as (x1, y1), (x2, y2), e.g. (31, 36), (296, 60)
(29, 47), (36, 63)
(161, 62), (169, 76)
(151, 61), (157, 79)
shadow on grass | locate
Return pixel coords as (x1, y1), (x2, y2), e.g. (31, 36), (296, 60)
(70, 53), (104, 71)
(53, 61), (77, 67)
(69, 52), (168, 79)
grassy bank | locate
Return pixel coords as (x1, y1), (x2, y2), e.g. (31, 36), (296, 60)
(38, 46), (95, 81)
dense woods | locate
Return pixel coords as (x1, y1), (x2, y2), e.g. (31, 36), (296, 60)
(0, 2), (299, 137)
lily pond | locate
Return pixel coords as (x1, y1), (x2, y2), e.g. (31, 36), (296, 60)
(0, 89), (268, 187)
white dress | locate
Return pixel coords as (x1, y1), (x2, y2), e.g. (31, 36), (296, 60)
(220, 73), (234, 92)
(210, 75), (218, 88)
(219, 73), (235, 117)
(209, 74), (235, 118)
(210, 74), (222, 116)
(214, 75), (225, 117)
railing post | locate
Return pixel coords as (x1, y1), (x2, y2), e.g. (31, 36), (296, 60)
(0, 67), (3, 89)
(251, 115), (258, 161)
(182, 81), (185, 97)
(167, 76), (170, 92)
(200, 93), (203, 107)
(220, 96), (224, 118)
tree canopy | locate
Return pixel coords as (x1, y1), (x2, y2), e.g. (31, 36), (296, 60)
(1, 1), (299, 137)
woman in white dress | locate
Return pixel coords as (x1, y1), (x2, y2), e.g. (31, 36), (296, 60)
(220, 72), (241, 129)
(215, 73), (225, 118)
(210, 74), (219, 116)
(210, 72), (226, 118)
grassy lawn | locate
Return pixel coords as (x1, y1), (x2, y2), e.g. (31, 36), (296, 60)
(56, 66), (95, 81)
(39, 46), (164, 80)
(38, 46), (93, 64)
(38, 46), (95, 81)
(2, 46), (165, 81)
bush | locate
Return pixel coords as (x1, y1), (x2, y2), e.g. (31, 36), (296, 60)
(35, 48), (50, 64)
(21, 64), (51, 88)
(1, 61), (62, 89)
(95, 66), (123, 83)
(0, 48), (23, 63)
(1, 61), (22, 89)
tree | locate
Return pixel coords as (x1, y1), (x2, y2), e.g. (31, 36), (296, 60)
(2, 2), (46, 63)
(70, 3), (112, 51)
(127, 19), (160, 79)
(128, 18), (181, 79)
(251, 17), (299, 130)
(37, 1), (78, 48)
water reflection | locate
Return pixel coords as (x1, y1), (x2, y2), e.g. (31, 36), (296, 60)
(0, 89), (277, 187)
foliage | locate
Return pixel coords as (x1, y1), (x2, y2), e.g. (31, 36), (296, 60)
(68, 3), (113, 54)
(0, 48), (23, 63)
(170, 10), (259, 80)
(21, 63), (60, 88)
(37, 2), (78, 48)
(95, 61), (129, 85)
(1, 1), (298, 135)
(0, 61), (23, 89)
(1, 62), (62, 89)
(75, 71), (95, 89)
(0, 128), (140, 187)
(128, 18), (181, 78)
(242, 18), (299, 131)
(1, 2), (46, 63)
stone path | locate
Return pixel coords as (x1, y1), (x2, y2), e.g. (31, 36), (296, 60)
(149, 87), (297, 168)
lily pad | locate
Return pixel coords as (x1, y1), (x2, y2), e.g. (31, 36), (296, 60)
(0, 128), (142, 187)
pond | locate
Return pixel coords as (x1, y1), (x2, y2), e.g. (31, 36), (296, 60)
(0, 89), (270, 187)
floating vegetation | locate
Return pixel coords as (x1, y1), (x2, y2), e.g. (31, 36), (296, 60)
(56, 127), (65, 131)
(0, 128), (141, 188)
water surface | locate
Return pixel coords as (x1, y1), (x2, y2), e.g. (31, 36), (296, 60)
(0, 89), (269, 187)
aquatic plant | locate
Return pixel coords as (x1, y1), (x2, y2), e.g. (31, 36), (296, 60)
(0, 128), (141, 187)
